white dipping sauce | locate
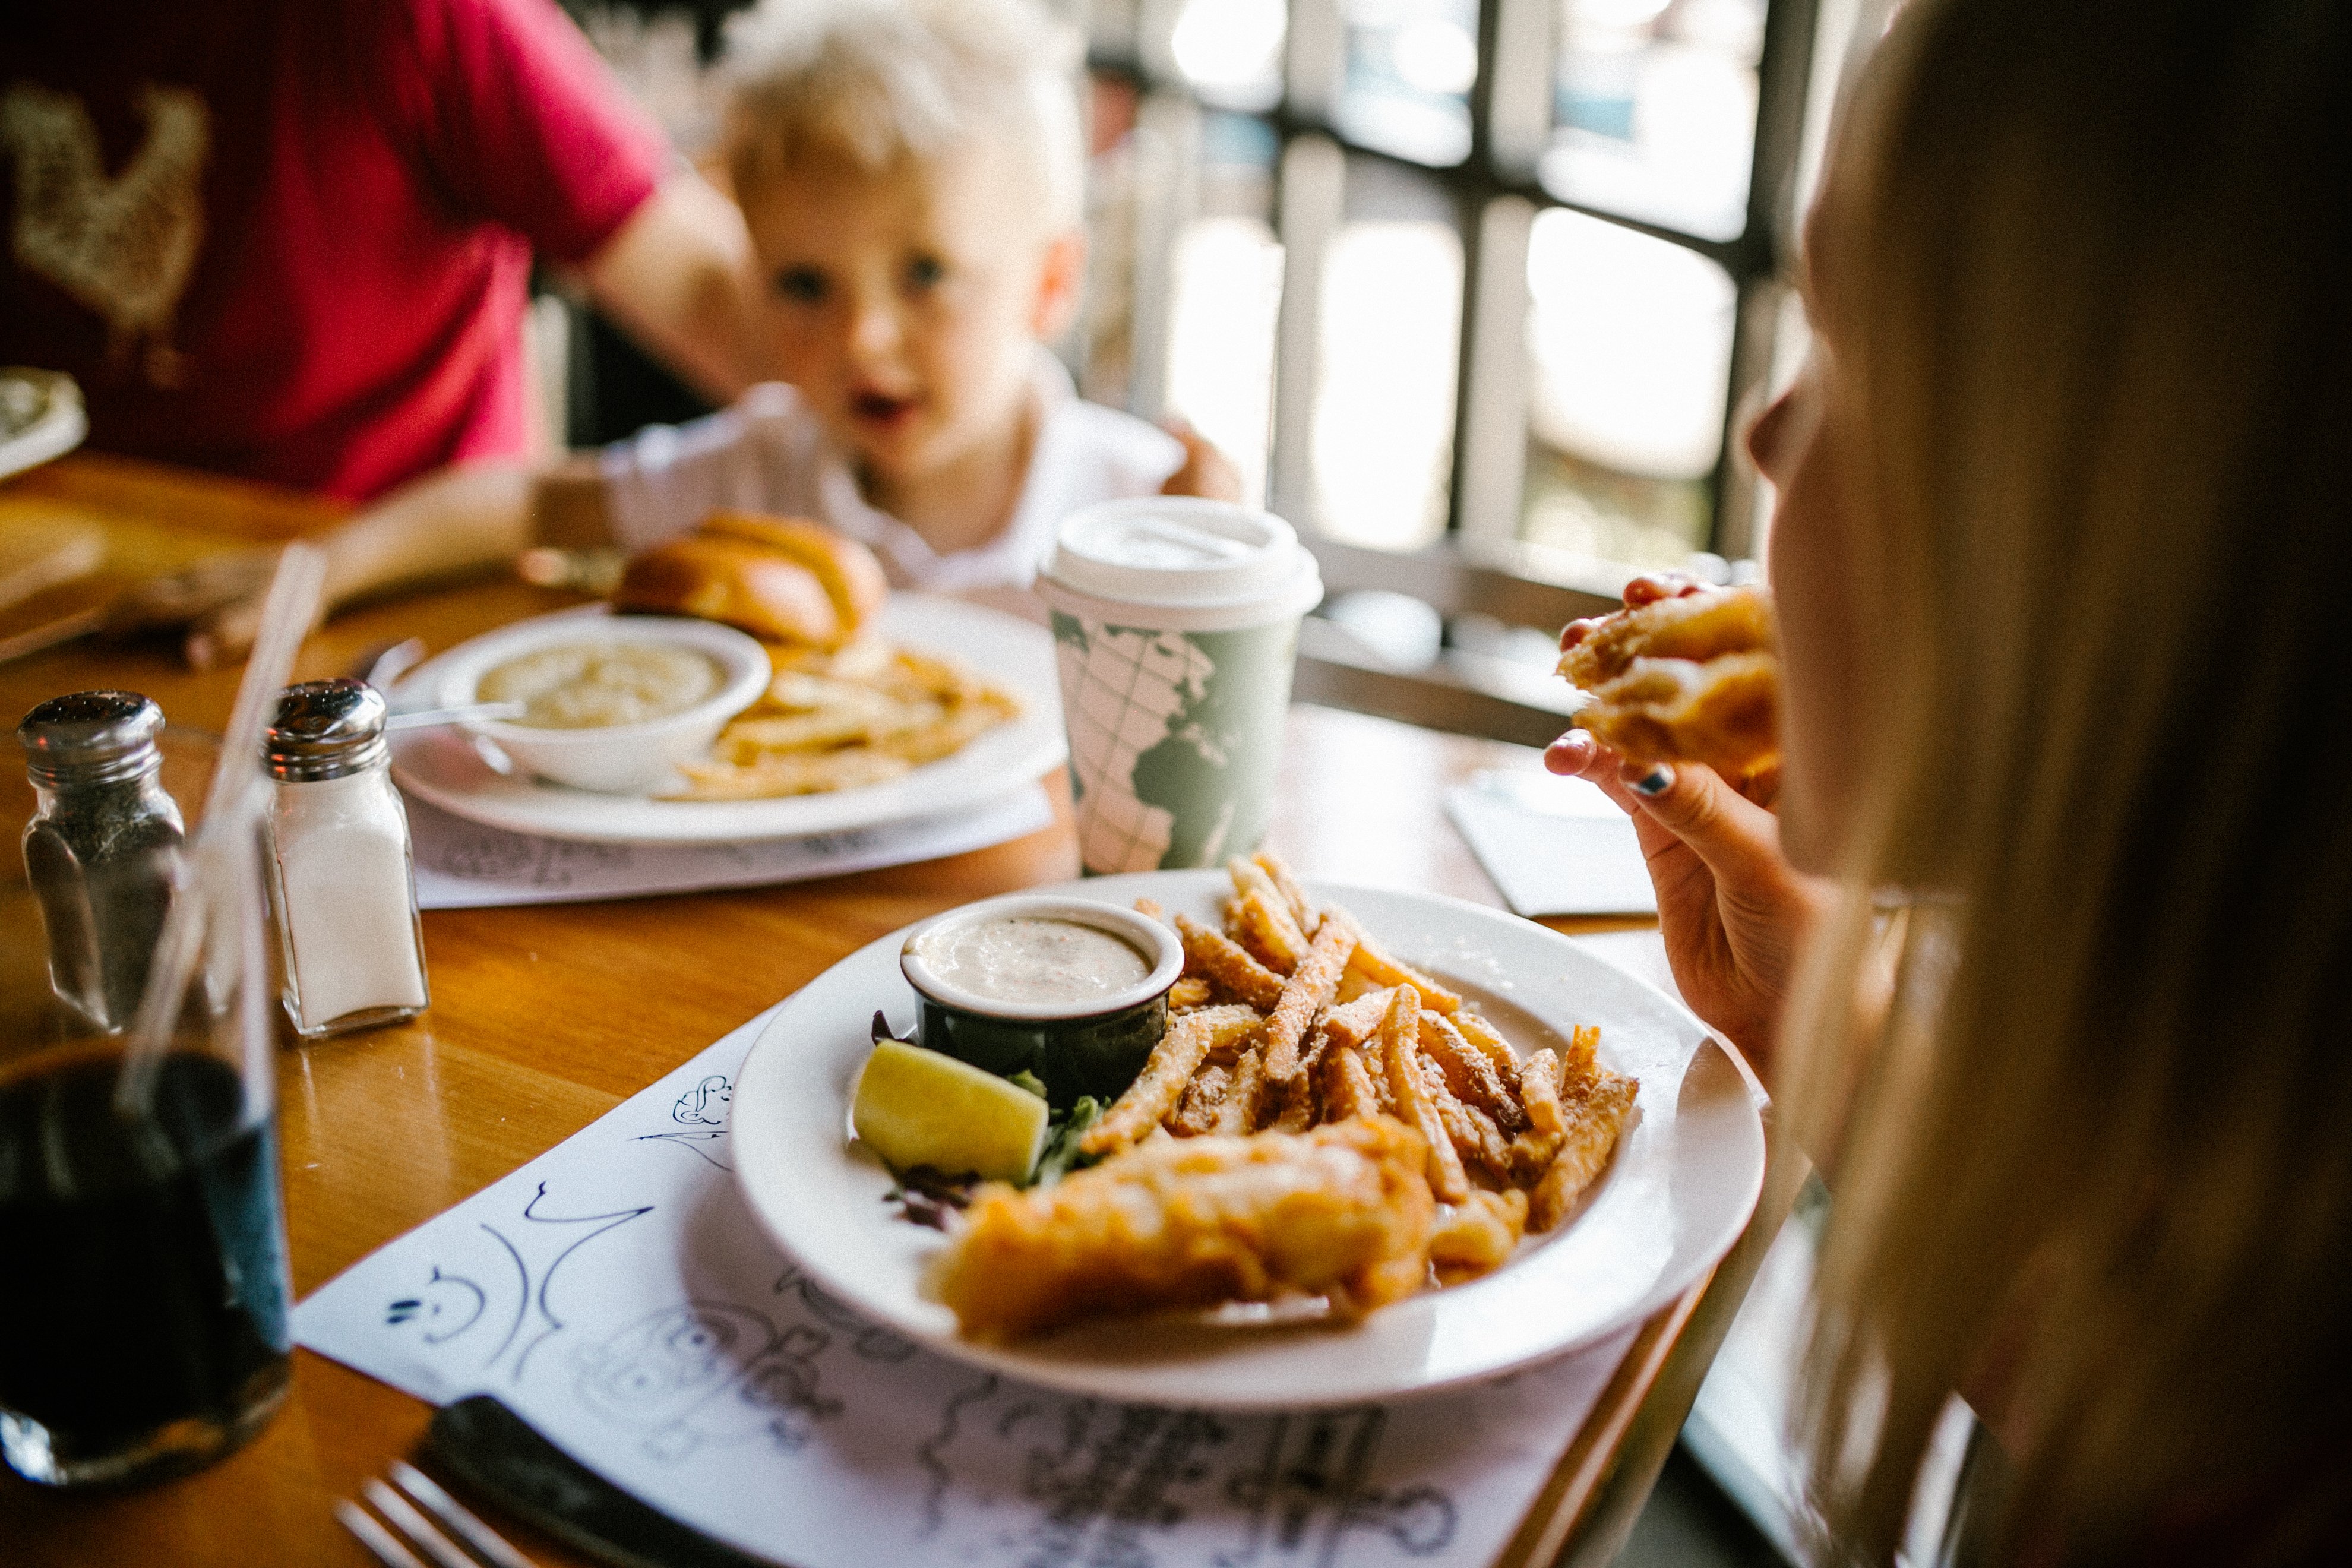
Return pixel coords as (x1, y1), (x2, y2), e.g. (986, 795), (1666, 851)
(916, 917), (1152, 1006)
(479, 641), (720, 729)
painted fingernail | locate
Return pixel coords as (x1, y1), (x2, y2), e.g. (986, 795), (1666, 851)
(1630, 765), (1673, 796)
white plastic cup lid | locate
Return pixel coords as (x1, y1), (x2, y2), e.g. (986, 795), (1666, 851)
(1036, 498), (1323, 633)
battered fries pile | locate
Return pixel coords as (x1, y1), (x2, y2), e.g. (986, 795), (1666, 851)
(665, 637), (1020, 801)
(1083, 852), (1641, 1286)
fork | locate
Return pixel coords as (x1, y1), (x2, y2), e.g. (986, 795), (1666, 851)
(334, 1459), (539, 1568)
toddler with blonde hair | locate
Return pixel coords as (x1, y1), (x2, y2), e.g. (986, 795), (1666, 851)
(595, 0), (1219, 587)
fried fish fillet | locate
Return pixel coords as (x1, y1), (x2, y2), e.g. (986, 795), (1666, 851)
(934, 1115), (1437, 1341)
(1557, 585), (1782, 777)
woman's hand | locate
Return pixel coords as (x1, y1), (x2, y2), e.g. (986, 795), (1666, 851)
(1548, 574), (1832, 1071)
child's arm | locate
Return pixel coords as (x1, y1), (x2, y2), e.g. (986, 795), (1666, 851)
(182, 457), (603, 666)
(181, 388), (774, 663)
(1156, 416), (1243, 503)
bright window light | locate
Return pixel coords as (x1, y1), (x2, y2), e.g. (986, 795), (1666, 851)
(1526, 207), (1733, 479)
(1313, 221), (1463, 549)
(1164, 216), (1284, 511)
(1392, 19), (1480, 97)
(1171, 0), (1289, 94)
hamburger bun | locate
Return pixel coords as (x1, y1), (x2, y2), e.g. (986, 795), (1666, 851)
(612, 515), (888, 649)
(700, 510), (889, 634)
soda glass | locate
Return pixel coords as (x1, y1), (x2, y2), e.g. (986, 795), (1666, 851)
(0, 726), (292, 1487)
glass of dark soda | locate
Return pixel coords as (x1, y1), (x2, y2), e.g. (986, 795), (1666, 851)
(1, 719), (291, 1487)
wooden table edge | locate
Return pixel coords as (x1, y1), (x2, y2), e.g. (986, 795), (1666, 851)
(1492, 1273), (1715, 1568)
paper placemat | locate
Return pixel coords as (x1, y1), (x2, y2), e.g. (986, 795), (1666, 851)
(296, 1006), (1639, 1568)
(406, 787), (1055, 909)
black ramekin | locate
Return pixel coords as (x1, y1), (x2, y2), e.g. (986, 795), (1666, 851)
(898, 896), (1184, 1109)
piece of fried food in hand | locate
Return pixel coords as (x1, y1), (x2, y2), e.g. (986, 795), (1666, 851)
(1557, 585), (1781, 777)
(934, 1116), (1437, 1341)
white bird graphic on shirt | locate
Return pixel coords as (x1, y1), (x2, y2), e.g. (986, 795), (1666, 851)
(1, 80), (208, 386)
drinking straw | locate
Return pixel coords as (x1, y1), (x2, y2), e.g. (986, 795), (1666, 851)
(115, 543), (327, 1119)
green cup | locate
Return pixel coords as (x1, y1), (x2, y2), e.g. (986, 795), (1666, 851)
(1036, 500), (1323, 874)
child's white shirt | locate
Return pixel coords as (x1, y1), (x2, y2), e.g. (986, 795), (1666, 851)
(598, 352), (1186, 590)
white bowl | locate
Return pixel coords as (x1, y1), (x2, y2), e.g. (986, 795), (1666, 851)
(428, 612), (770, 794)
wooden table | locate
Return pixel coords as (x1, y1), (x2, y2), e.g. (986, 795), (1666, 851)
(0, 455), (1794, 1568)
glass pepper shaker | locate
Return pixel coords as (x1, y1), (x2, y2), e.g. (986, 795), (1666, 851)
(17, 691), (187, 1030)
(262, 680), (429, 1038)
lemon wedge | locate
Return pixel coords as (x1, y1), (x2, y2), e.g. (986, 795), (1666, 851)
(852, 1039), (1049, 1183)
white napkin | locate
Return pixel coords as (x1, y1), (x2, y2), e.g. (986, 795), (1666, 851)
(406, 786), (1055, 909)
(1444, 770), (1656, 918)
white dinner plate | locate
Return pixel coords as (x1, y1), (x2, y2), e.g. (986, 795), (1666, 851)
(730, 870), (1768, 1409)
(390, 595), (1064, 844)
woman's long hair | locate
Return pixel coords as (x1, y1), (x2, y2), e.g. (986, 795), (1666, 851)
(1779, 1), (2352, 1560)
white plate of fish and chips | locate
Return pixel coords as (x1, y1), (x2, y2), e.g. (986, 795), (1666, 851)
(729, 868), (1768, 1409)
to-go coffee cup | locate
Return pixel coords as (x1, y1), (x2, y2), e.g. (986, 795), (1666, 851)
(1035, 498), (1322, 874)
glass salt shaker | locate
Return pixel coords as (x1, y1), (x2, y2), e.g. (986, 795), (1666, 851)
(262, 680), (429, 1037)
(17, 691), (186, 1030)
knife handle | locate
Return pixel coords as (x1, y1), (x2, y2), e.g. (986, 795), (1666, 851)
(426, 1395), (777, 1568)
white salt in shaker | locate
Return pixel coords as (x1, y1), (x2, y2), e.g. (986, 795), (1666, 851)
(263, 680), (429, 1037)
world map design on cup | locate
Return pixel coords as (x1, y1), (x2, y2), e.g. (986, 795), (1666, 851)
(1051, 615), (1301, 872)
(1037, 500), (1322, 875)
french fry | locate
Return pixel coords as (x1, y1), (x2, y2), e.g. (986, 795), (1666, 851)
(761, 671), (882, 712)
(717, 703), (886, 760)
(880, 696), (1019, 765)
(1430, 1188), (1529, 1282)
(1270, 1067), (1320, 1133)
(1418, 1010), (1523, 1131)
(1451, 1010), (1525, 1098)
(1169, 1061), (1232, 1136)
(1347, 938), (1463, 1015)
(1563, 1023), (1601, 1078)
(1527, 1069), (1639, 1232)
(824, 635), (895, 684)
(1519, 1047), (1564, 1138)
(1317, 988), (1395, 1052)
(688, 638), (1019, 800)
(1253, 851), (1321, 937)
(1083, 1004), (1261, 1155)
(1213, 1049), (1269, 1136)
(1323, 1043), (1381, 1122)
(1263, 914), (1359, 1083)
(1173, 914), (1286, 1010)
(1421, 1055), (1513, 1180)
(1379, 985), (1468, 1202)
(1168, 976), (1213, 1011)
(1506, 1048), (1567, 1183)
(887, 646), (984, 698)
(667, 749), (911, 799)
(1228, 860), (1310, 969)
(1229, 887), (1308, 973)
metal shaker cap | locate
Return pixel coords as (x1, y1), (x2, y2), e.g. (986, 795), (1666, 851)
(264, 679), (389, 782)
(18, 691), (166, 787)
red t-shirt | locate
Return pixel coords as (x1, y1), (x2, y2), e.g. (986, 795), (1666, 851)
(1, 0), (666, 500)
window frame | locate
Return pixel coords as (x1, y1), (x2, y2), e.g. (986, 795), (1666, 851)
(1096, 0), (1828, 581)
(1083, 0), (1840, 742)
